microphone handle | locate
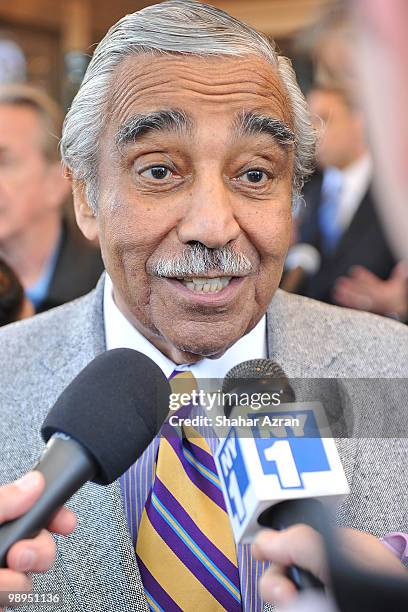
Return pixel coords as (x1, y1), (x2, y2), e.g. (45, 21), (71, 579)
(258, 498), (325, 591)
(286, 559), (324, 591)
(0, 435), (95, 568)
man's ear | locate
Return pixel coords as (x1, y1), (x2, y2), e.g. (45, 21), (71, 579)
(71, 178), (99, 243)
(45, 162), (72, 210)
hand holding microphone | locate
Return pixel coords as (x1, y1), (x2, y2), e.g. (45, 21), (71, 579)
(252, 526), (408, 610)
(0, 473), (76, 609)
(214, 359), (408, 610)
(0, 348), (170, 597)
(215, 359), (349, 592)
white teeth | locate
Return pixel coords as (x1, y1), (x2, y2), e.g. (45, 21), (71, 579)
(180, 276), (232, 293)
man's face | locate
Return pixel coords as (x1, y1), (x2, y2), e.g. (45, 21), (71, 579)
(82, 54), (294, 363)
(0, 105), (56, 244)
(308, 90), (361, 170)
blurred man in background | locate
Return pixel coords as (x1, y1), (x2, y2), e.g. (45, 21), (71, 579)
(295, 84), (396, 307)
(0, 85), (103, 313)
(286, 3), (408, 322)
(260, 1), (408, 609)
(331, 0), (408, 321)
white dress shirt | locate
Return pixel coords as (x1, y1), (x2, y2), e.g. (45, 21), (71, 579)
(326, 153), (373, 233)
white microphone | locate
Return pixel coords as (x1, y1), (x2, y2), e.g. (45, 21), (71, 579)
(282, 244), (321, 293)
(214, 360), (349, 545)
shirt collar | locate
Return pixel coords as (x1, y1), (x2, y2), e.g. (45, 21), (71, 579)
(322, 154), (373, 231)
(340, 152), (372, 185)
(103, 273), (267, 381)
(323, 154), (373, 197)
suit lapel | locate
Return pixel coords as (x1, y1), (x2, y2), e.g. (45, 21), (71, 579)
(265, 292), (358, 503)
(43, 220), (104, 311)
(263, 294), (359, 611)
(61, 480), (148, 612)
(40, 275), (149, 611)
(331, 189), (373, 265)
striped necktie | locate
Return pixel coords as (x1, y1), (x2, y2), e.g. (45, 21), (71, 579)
(136, 371), (242, 611)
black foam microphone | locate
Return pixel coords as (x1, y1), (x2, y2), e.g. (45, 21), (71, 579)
(0, 348), (170, 568)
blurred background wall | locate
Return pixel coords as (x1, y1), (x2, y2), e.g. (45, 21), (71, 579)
(0, 0), (335, 108)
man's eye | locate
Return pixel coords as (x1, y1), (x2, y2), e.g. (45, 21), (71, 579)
(239, 169), (268, 184)
(141, 166), (170, 180)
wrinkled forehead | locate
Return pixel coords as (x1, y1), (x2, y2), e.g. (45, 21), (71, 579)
(105, 53), (294, 138)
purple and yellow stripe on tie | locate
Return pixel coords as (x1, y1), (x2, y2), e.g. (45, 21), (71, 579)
(165, 434), (226, 508)
(136, 370), (242, 610)
(145, 590), (164, 612)
(123, 394), (267, 609)
(137, 510), (225, 610)
(146, 490), (241, 609)
(153, 477), (240, 588)
(182, 437), (222, 490)
(157, 437), (238, 565)
(148, 494), (240, 605)
(137, 556), (181, 612)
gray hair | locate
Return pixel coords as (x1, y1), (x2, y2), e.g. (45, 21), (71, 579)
(61, 0), (315, 212)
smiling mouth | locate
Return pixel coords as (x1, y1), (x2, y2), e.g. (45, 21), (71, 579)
(174, 276), (233, 293)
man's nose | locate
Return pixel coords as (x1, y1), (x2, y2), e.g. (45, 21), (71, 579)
(177, 176), (240, 248)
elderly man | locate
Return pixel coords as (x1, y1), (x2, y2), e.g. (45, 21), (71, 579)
(0, 2), (407, 611)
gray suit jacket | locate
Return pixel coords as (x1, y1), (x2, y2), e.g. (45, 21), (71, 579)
(1, 275), (407, 611)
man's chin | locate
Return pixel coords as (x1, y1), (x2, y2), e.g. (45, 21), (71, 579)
(152, 316), (255, 364)
(160, 331), (242, 364)
(180, 343), (229, 359)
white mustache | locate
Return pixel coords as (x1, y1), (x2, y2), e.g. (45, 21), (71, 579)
(151, 244), (253, 277)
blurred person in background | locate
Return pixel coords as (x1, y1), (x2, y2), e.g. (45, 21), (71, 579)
(294, 84), (396, 307)
(0, 257), (33, 325)
(259, 0), (408, 608)
(331, 0), (408, 321)
(0, 85), (104, 314)
(288, 2), (408, 322)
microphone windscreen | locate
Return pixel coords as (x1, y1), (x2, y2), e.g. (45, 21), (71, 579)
(222, 359), (295, 414)
(41, 348), (170, 484)
(223, 358), (287, 383)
